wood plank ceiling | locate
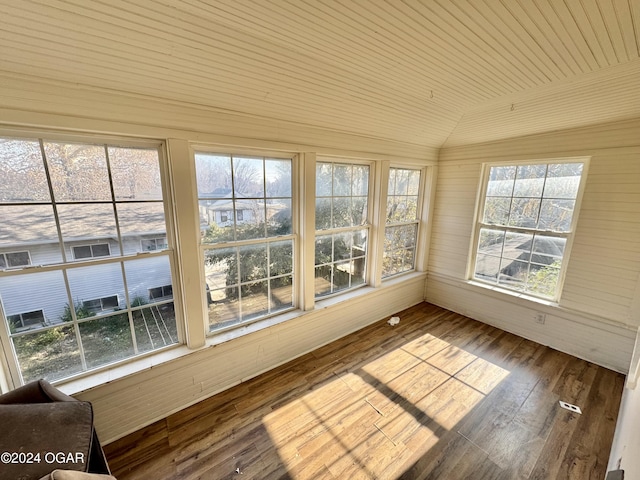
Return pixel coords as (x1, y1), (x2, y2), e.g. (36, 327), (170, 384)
(0, 0), (639, 148)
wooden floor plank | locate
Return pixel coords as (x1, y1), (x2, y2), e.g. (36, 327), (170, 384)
(104, 302), (624, 480)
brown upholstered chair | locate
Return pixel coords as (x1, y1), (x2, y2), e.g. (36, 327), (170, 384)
(0, 379), (114, 480)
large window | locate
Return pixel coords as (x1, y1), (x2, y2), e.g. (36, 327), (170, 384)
(383, 168), (421, 278)
(0, 136), (179, 384)
(472, 161), (586, 300)
(314, 161), (370, 297)
(196, 153), (294, 332)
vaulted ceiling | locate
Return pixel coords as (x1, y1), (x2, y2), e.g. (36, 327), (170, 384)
(1, 0), (639, 148)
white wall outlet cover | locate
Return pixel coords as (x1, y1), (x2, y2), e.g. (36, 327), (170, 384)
(559, 401), (582, 414)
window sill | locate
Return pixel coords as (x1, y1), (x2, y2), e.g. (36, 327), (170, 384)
(59, 272), (427, 396)
(466, 280), (559, 307)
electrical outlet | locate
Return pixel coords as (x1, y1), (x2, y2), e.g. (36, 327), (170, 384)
(559, 401), (582, 414)
(534, 312), (546, 324)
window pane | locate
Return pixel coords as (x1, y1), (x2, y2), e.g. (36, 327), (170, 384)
(239, 244), (267, 282)
(72, 246), (92, 260)
(267, 198), (291, 236)
(538, 199), (575, 232)
(407, 170), (421, 195)
(271, 276), (292, 312)
(526, 263), (561, 298)
(58, 204), (120, 256)
(241, 281), (269, 320)
(13, 325), (82, 384)
(498, 258), (529, 290)
(315, 266), (333, 296)
(332, 197), (351, 228)
(531, 236), (566, 265)
(270, 240), (293, 276)
(44, 142), (112, 202)
(508, 198), (540, 228)
(477, 228), (505, 255)
(132, 303), (177, 353)
(124, 256), (173, 306)
(333, 164), (351, 196)
(352, 197), (368, 226)
(234, 157), (264, 198)
(201, 200), (235, 244)
(235, 199), (266, 241)
(92, 244), (110, 257)
(483, 197), (511, 225)
(0, 205), (61, 264)
(353, 165), (369, 196)
(0, 256), (5, 268)
(79, 313), (134, 369)
(205, 247), (235, 293)
(315, 198), (332, 230)
(208, 288), (239, 331)
(502, 232), (533, 261)
(68, 263), (124, 317)
(543, 163), (583, 199)
(513, 164), (546, 197)
(0, 270), (67, 331)
(265, 159), (291, 197)
(394, 169), (409, 195)
(0, 139), (50, 202)
(117, 203), (167, 254)
(474, 254), (501, 282)
(6, 251), (30, 267)
(316, 163), (332, 196)
(109, 147), (163, 201)
(315, 234), (332, 266)
(196, 154), (232, 198)
(487, 166), (516, 196)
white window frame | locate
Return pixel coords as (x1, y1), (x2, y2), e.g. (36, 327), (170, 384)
(468, 158), (589, 302)
(194, 149), (297, 334)
(382, 167), (423, 279)
(0, 251), (32, 269)
(314, 158), (373, 298)
(0, 131), (182, 388)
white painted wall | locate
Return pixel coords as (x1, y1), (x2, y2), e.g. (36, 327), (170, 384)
(427, 118), (640, 373)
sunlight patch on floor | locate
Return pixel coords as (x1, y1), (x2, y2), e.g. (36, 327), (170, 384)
(262, 332), (510, 479)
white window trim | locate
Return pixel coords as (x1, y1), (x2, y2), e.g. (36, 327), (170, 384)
(381, 166), (424, 279)
(467, 157), (590, 302)
(72, 243), (111, 260)
(313, 157), (375, 299)
(193, 148), (298, 334)
(0, 251), (32, 269)
(0, 131), (183, 389)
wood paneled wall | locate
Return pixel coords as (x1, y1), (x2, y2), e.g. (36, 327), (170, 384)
(427, 117), (640, 373)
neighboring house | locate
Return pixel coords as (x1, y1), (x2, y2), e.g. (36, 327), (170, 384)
(0, 205), (172, 333)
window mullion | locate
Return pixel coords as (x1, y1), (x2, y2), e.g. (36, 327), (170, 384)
(371, 160), (389, 287)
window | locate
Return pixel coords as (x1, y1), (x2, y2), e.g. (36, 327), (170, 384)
(383, 168), (421, 278)
(236, 209), (244, 222)
(472, 161), (586, 300)
(196, 153), (294, 332)
(314, 161), (370, 297)
(0, 136), (178, 385)
(220, 212), (229, 223)
(72, 243), (111, 259)
(82, 295), (119, 313)
(141, 237), (167, 251)
(7, 310), (45, 333)
(0, 251), (31, 269)
(149, 285), (173, 300)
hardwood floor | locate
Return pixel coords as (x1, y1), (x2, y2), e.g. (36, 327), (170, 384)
(104, 303), (624, 479)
